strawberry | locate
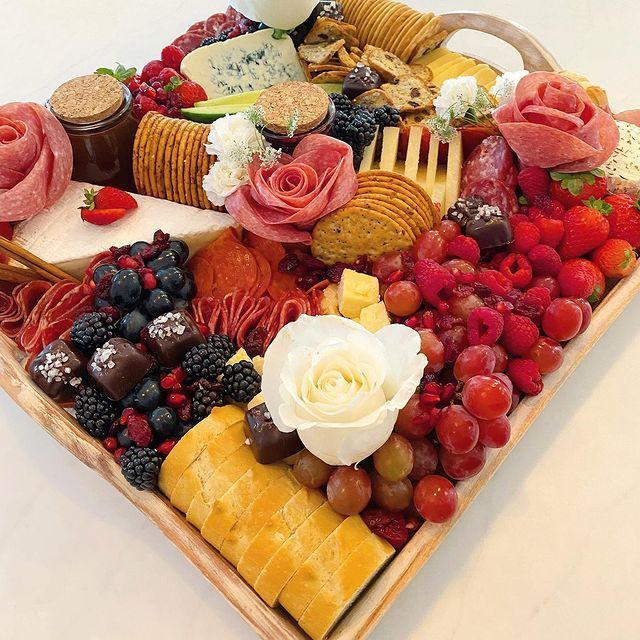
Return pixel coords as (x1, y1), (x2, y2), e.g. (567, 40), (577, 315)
(558, 198), (611, 259)
(605, 194), (640, 248)
(81, 208), (128, 226)
(533, 216), (564, 248)
(175, 81), (207, 108)
(161, 45), (185, 71)
(549, 169), (607, 209)
(557, 259), (606, 302)
(83, 187), (138, 211)
(592, 239), (637, 278)
(517, 166), (550, 201)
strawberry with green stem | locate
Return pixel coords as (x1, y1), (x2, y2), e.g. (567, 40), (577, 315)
(558, 197), (611, 260)
(549, 169), (607, 209)
(80, 187), (138, 226)
(592, 239), (637, 278)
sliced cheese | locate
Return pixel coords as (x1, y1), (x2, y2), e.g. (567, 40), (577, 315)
(357, 301), (390, 333)
(279, 516), (371, 621)
(444, 132), (463, 214)
(298, 535), (395, 640)
(432, 59), (477, 86)
(254, 502), (344, 606)
(404, 126), (422, 182)
(220, 472), (300, 566)
(469, 63), (498, 88)
(424, 133), (440, 195)
(170, 419), (246, 513)
(320, 283), (340, 315)
(13, 181), (237, 280)
(359, 127), (379, 173)
(414, 47), (451, 65)
(200, 462), (289, 550)
(379, 127), (400, 172)
(425, 52), (463, 74)
(237, 489), (325, 587)
(158, 406), (245, 497)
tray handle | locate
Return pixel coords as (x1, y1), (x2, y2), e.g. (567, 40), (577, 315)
(439, 11), (561, 73)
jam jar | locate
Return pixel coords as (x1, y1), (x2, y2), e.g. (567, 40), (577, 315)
(49, 74), (139, 191)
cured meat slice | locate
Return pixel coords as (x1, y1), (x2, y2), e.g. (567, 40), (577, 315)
(248, 248), (272, 298)
(616, 110), (640, 127)
(462, 178), (519, 216)
(172, 30), (206, 54)
(0, 281), (51, 338)
(460, 136), (517, 194)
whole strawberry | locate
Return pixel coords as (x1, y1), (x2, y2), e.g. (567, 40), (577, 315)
(518, 166), (550, 201)
(592, 239), (637, 278)
(175, 81), (208, 108)
(549, 169), (607, 209)
(557, 259), (606, 302)
(558, 198), (611, 259)
(605, 194), (640, 249)
(84, 187), (138, 211)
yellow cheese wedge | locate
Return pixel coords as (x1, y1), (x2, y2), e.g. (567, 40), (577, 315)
(414, 46), (450, 65)
(158, 405), (245, 497)
(298, 535), (395, 640)
(425, 52), (463, 75)
(254, 502), (344, 606)
(358, 301), (390, 333)
(247, 392), (264, 411)
(403, 126), (422, 182)
(186, 445), (258, 529)
(237, 488), (325, 587)
(359, 127), (379, 173)
(432, 59), (477, 86)
(252, 355), (264, 376)
(279, 516), (371, 621)
(200, 462), (289, 550)
(431, 166), (448, 213)
(170, 419), (246, 513)
(424, 133), (440, 196)
(444, 132), (463, 214)
(320, 283), (340, 315)
(379, 127), (400, 172)
(227, 348), (250, 365)
(338, 269), (380, 319)
(469, 63), (498, 88)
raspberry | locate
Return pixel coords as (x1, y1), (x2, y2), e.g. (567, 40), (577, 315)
(161, 44), (185, 71)
(126, 412), (153, 447)
(512, 221), (541, 254)
(523, 286), (552, 310)
(140, 59), (165, 82)
(361, 508), (409, 549)
(500, 313), (540, 356)
(533, 216), (564, 248)
(532, 194), (565, 220)
(414, 259), (456, 308)
(507, 358), (543, 395)
(477, 269), (512, 297)
(557, 259), (605, 302)
(527, 245), (562, 276)
(446, 235), (480, 265)
(467, 307), (504, 346)
(499, 253), (533, 289)
(509, 213), (530, 227)
(517, 166), (550, 201)
(156, 439), (178, 456)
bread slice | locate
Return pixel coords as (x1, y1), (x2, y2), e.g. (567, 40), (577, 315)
(304, 17), (359, 49)
(364, 45), (412, 82)
(158, 405), (245, 497)
(298, 39), (345, 65)
(353, 89), (392, 109)
(278, 516), (371, 621)
(170, 419), (246, 513)
(253, 502), (344, 606)
(381, 74), (438, 113)
(237, 488), (325, 587)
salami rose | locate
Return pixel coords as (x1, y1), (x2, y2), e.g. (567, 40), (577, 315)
(225, 135), (358, 244)
(493, 72), (619, 173)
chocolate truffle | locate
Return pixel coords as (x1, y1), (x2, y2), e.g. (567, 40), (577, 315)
(446, 197), (513, 252)
(245, 404), (304, 465)
(142, 310), (205, 368)
(88, 337), (154, 401)
(29, 340), (87, 402)
(343, 64), (382, 100)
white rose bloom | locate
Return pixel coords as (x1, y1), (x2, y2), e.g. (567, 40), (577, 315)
(230, 0), (319, 30)
(205, 112), (264, 159)
(262, 315), (427, 466)
(434, 76), (479, 118)
(490, 70), (530, 105)
(202, 159), (248, 206)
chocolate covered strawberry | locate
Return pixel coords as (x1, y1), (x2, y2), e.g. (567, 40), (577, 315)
(558, 198), (611, 259)
(549, 169), (607, 209)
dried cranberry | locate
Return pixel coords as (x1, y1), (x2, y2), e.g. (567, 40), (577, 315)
(127, 412), (153, 447)
(244, 327), (267, 358)
(361, 508), (409, 549)
(472, 281), (492, 298)
(514, 300), (543, 324)
(436, 315), (464, 331)
(352, 255), (373, 274)
(139, 244), (162, 262)
(326, 263), (348, 283)
(95, 272), (114, 300)
(297, 273), (322, 291)
(152, 230), (170, 249)
(298, 254), (325, 271)
(109, 245), (131, 260)
(278, 253), (300, 273)
(177, 403), (192, 422)
(103, 437), (118, 453)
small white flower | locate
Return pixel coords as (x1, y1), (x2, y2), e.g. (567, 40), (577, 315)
(434, 76), (479, 118)
(205, 112), (264, 159)
(490, 70), (530, 105)
(202, 159), (249, 206)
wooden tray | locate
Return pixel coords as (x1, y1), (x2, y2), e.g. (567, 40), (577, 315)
(1, 11), (634, 640)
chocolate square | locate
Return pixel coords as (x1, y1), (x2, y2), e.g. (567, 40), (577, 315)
(29, 340), (87, 402)
(142, 310), (205, 368)
(245, 403), (303, 465)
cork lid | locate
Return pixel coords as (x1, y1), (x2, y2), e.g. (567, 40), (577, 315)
(50, 74), (124, 124)
(256, 82), (330, 135)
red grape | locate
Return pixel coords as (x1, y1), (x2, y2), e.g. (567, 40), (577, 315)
(462, 374), (511, 419)
(384, 280), (422, 317)
(571, 297), (592, 335)
(373, 434), (414, 481)
(413, 475), (458, 523)
(492, 344), (508, 372)
(436, 219), (461, 242)
(439, 443), (486, 480)
(417, 328), (445, 374)
(448, 293), (485, 320)
(414, 230), (447, 263)
(371, 472), (413, 512)
(509, 389), (521, 413)
(438, 325), (469, 362)
(409, 439), (438, 481)
(293, 450), (334, 488)
(372, 251), (410, 283)
(326, 467), (372, 515)
(542, 298), (582, 341)
(529, 275), (560, 299)
(492, 372), (513, 394)
(436, 405), (479, 454)
(453, 345), (497, 382)
(395, 394), (434, 439)
(478, 415), (511, 448)
(528, 337), (564, 374)
(442, 259), (477, 277)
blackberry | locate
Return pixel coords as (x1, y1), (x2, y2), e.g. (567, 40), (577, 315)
(74, 386), (118, 439)
(330, 92), (353, 114)
(373, 105), (401, 127)
(191, 384), (225, 421)
(70, 312), (116, 354)
(182, 341), (227, 382)
(222, 361), (261, 403)
(120, 446), (162, 491)
(333, 107), (377, 154)
(207, 334), (235, 361)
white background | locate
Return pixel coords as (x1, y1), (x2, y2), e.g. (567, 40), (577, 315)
(2, 1), (640, 639)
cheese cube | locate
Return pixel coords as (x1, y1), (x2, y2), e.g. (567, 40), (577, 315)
(247, 392), (265, 411)
(252, 356), (264, 376)
(227, 348), (250, 366)
(358, 302), (390, 333)
(320, 283), (340, 315)
(337, 269), (380, 319)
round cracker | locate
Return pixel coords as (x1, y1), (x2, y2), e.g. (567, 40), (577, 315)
(161, 118), (181, 202)
(184, 122), (203, 207)
(141, 113), (162, 197)
(400, 13), (436, 63)
(189, 124), (207, 208)
(132, 116), (145, 192)
(134, 112), (156, 195)
(357, 175), (432, 223)
(177, 122), (198, 205)
(169, 120), (189, 203)
(146, 114), (166, 198)
(349, 196), (418, 240)
(391, 12), (424, 61)
(361, 2), (391, 46)
(356, 184), (431, 232)
(153, 117), (179, 200)
(379, 5), (415, 51)
(195, 126), (211, 209)
(349, 0), (375, 34)
(360, 169), (434, 210)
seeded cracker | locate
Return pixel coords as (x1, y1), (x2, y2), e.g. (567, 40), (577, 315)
(154, 117), (178, 200)
(349, 198), (417, 240)
(356, 183), (432, 232)
(298, 40), (346, 65)
(169, 120), (188, 204)
(182, 123), (199, 206)
(141, 114), (161, 197)
(190, 124), (209, 207)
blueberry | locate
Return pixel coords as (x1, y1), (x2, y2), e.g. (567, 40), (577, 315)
(95, 298), (113, 310)
(143, 288), (174, 318)
(119, 309), (148, 342)
(117, 427), (133, 448)
(93, 263), (118, 285)
(120, 390), (136, 409)
(156, 267), (187, 295)
(176, 273), (196, 301)
(134, 378), (163, 413)
(110, 269), (142, 309)
(149, 406), (178, 439)
(169, 240), (189, 265)
(147, 249), (180, 272)
(173, 298), (189, 310)
(129, 241), (151, 257)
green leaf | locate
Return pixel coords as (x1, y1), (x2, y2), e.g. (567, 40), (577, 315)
(550, 170), (599, 196)
(584, 196), (613, 215)
(621, 250), (633, 270)
(272, 28), (289, 39)
(518, 195), (529, 205)
(164, 76), (182, 92)
(95, 63), (136, 83)
(95, 67), (116, 77)
(587, 285), (602, 304)
(592, 168), (605, 177)
(635, 198), (640, 213)
(82, 188), (97, 211)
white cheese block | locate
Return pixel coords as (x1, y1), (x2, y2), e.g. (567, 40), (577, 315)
(601, 121), (640, 197)
(180, 30), (306, 99)
(13, 181), (237, 279)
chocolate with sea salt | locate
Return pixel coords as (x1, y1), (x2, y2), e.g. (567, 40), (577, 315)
(142, 310), (205, 368)
(29, 339), (87, 402)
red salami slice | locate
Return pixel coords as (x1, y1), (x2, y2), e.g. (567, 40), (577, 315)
(462, 178), (519, 216)
(460, 136), (517, 194)
(616, 110), (640, 127)
(172, 31), (206, 54)
(0, 280), (51, 338)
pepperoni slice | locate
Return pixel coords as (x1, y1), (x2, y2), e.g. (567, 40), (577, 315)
(248, 248), (272, 298)
(209, 242), (258, 299)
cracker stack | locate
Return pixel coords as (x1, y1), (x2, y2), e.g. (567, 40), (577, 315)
(341, 0), (447, 62)
(312, 170), (437, 264)
(133, 112), (217, 209)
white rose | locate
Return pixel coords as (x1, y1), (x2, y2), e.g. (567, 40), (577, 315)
(230, 0), (319, 31)
(262, 315), (427, 466)
(434, 76), (479, 118)
(202, 159), (248, 206)
(490, 70), (530, 105)
(205, 112), (264, 159)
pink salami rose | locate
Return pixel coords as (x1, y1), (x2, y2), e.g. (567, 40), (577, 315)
(493, 72), (619, 173)
(225, 134), (358, 244)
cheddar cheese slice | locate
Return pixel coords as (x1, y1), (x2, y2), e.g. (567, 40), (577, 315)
(469, 63), (498, 88)
(403, 126), (422, 183)
(379, 127), (400, 172)
(298, 535), (395, 640)
(444, 132), (463, 214)
(279, 516), (371, 621)
(254, 502), (344, 607)
(432, 59), (477, 86)
(425, 52), (463, 74)
(237, 488), (325, 587)
(414, 46), (450, 65)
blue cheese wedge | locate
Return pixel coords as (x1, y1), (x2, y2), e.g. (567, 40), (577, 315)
(180, 30), (306, 99)
(601, 121), (640, 197)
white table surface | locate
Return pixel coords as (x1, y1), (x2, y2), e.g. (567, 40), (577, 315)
(2, 1), (639, 639)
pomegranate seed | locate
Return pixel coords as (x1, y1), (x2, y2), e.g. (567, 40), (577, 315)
(103, 437), (118, 453)
(157, 439), (178, 456)
(177, 404), (192, 422)
(385, 269), (405, 284)
(117, 255), (143, 270)
(140, 271), (157, 290)
(437, 301), (450, 314)
(114, 447), (127, 464)
(404, 315), (420, 329)
(120, 408), (135, 425)
(167, 392), (189, 408)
